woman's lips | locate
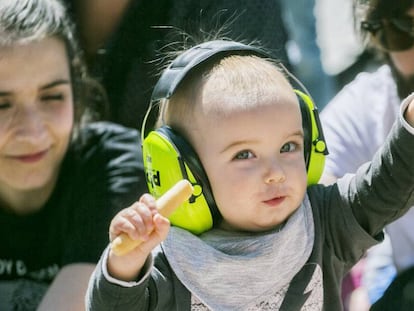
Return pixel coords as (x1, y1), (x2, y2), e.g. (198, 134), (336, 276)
(11, 149), (49, 163)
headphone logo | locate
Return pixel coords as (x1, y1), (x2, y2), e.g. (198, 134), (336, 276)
(146, 164), (161, 188)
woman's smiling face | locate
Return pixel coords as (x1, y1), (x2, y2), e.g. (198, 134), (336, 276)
(0, 37), (74, 198)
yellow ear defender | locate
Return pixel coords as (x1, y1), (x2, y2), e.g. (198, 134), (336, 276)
(295, 89), (328, 185)
(143, 126), (219, 234)
(142, 40), (328, 234)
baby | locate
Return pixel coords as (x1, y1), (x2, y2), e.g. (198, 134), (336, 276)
(86, 40), (414, 310)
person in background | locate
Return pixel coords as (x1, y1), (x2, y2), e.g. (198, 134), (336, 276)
(280, 0), (335, 110)
(315, 0), (379, 93)
(0, 0), (147, 310)
(85, 39), (414, 310)
(65, 0), (292, 130)
(320, 0), (414, 309)
(370, 265), (414, 310)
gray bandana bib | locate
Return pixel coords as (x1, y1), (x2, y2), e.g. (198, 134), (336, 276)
(162, 195), (314, 310)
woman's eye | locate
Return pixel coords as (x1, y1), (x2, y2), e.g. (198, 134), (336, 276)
(234, 150), (254, 160)
(0, 101), (11, 110)
(280, 142), (297, 153)
(41, 94), (65, 102)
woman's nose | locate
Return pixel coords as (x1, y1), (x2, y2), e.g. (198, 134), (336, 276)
(14, 106), (47, 141)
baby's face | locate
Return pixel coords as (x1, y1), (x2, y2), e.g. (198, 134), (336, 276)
(187, 90), (308, 232)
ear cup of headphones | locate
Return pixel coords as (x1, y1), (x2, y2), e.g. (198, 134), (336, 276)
(142, 126), (220, 234)
(295, 90), (327, 185)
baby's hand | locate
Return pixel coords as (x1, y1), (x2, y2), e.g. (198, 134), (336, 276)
(107, 194), (170, 281)
(106, 180), (193, 281)
(109, 193), (170, 246)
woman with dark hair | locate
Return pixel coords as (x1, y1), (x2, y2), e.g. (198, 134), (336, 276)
(0, 0), (146, 309)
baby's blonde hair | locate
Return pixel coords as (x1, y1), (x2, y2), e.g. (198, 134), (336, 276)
(159, 54), (296, 135)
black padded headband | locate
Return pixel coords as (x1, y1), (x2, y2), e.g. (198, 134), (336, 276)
(150, 40), (272, 101)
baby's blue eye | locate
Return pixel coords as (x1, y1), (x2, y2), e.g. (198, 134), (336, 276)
(234, 150), (254, 160)
(280, 142), (297, 153)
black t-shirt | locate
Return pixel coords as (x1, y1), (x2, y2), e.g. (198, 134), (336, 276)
(0, 121), (147, 310)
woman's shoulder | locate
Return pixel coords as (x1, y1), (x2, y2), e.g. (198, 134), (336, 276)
(321, 65), (399, 129)
(78, 121), (140, 141)
(342, 64), (394, 90)
(326, 65), (395, 107)
(72, 121), (141, 153)
(65, 121), (143, 173)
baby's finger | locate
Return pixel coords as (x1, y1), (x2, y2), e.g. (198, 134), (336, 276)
(153, 213), (171, 241)
(109, 203), (152, 241)
(129, 202), (155, 239)
(109, 214), (139, 241)
(139, 193), (157, 212)
(138, 213), (170, 254)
